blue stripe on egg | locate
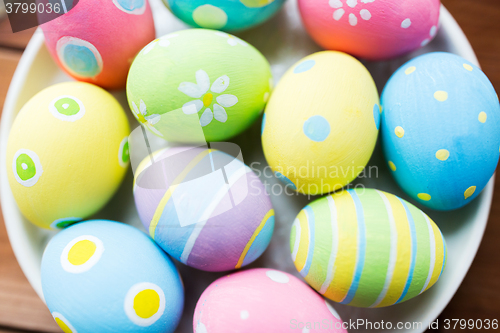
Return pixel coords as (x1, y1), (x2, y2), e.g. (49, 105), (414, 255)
(241, 215), (275, 267)
(341, 190), (366, 305)
(294, 59), (316, 74)
(303, 115), (330, 142)
(395, 198), (418, 304)
(438, 228), (446, 279)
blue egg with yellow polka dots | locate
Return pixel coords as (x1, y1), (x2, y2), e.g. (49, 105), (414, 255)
(163, 0), (286, 32)
(41, 220), (184, 333)
(381, 52), (500, 211)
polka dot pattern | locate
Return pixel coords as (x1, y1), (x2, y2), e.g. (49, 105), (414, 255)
(56, 37), (103, 79)
(113, 0), (146, 14)
(478, 112), (487, 123)
(294, 59), (316, 74)
(240, 310), (249, 320)
(434, 91), (448, 102)
(401, 18), (411, 29)
(435, 149), (449, 161)
(275, 171), (297, 190)
(463, 63), (473, 71)
(118, 137), (130, 168)
(192, 5), (228, 29)
(388, 161), (396, 171)
(417, 193), (431, 201)
(303, 115), (330, 142)
(50, 217), (82, 230)
(60, 235), (104, 274)
(464, 186), (476, 200)
(405, 66), (416, 75)
(394, 126), (404, 138)
(12, 149), (43, 187)
(382, 52), (500, 210)
(266, 270), (290, 283)
(124, 282), (166, 326)
(52, 312), (76, 333)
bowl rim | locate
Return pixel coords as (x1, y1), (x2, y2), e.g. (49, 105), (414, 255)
(0, 5), (494, 332)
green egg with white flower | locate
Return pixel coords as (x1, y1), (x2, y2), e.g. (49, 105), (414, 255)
(126, 29), (272, 142)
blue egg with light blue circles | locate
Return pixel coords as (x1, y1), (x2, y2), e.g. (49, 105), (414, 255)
(381, 52), (500, 211)
(163, 0), (286, 32)
(275, 171), (297, 190)
(303, 115), (330, 142)
(41, 220), (184, 333)
(294, 59), (316, 74)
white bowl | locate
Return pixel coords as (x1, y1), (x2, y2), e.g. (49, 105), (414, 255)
(0, 1), (493, 332)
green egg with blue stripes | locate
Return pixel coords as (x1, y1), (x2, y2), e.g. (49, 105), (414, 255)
(290, 188), (447, 308)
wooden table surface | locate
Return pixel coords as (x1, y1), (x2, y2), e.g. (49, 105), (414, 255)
(0, 1), (499, 332)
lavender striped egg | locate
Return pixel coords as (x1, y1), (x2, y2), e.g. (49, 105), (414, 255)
(290, 188), (447, 307)
(133, 146), (274, 272)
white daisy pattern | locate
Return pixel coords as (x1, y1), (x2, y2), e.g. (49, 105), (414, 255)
(131, 99), (163, 136)
(215, 32), (248, 47)
(329, 0), (375, 26)
(178, 69), (238, 127)
(142, 33), (179, 55)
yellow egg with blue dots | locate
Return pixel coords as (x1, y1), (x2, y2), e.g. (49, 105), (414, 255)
(6, 82), (130, 229)
(262, 51), (380, 195)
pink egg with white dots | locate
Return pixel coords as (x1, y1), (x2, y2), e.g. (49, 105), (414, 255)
(298, 0), (441, 60)
(193, 269), (347, 333)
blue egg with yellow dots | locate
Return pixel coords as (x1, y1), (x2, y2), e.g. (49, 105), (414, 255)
(163, 0), (286, 31)
(41, 220), (184, 333)
(381, 52), (500, 211)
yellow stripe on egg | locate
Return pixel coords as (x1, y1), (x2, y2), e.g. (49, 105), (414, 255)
(235, 209), (275, 269)
(293, 210), (310, 273)
(149, 149), (213, 238)
(375, 193), (412, 307)
(323, 192), (358, 303)
(425, 222), (446, 292)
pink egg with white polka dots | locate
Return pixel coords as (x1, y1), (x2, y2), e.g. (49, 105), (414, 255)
(193, 269), (347, 333)
(298, 0), (441, 60)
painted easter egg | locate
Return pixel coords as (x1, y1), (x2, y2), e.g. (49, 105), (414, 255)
(290, 188), (447, 308)
(6, 82), (130, 229)
(126, 29), (273, 142)
(381, 52), (500, 211)
(163, 0), (285, 32)
(41, 220), (184, 333)
(262, 51), (380, 195)
(41, 0), (155, 89)
(194, 268), (347, 332)
(133, 146), (275, 271)
(298, 0), (441, 60)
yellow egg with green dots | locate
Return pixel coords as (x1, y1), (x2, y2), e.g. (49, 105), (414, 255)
(6, 82), (130, 229)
